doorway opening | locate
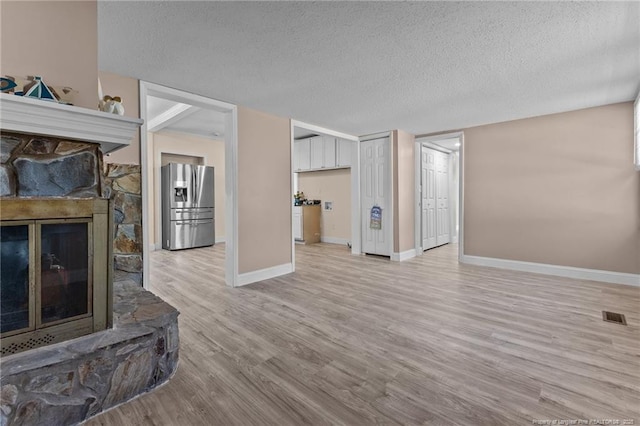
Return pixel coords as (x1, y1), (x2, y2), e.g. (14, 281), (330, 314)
(414, 132), (463, 261)
(290, 120), (359, 269)
(139, 82), (239, 288)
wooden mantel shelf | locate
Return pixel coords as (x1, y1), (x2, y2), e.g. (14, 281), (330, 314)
(0, 93), (143, 153)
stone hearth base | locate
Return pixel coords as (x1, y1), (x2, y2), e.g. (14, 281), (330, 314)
(0, 282), (179, 425)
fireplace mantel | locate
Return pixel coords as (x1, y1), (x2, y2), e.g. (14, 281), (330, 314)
(0, 93), (143, 153)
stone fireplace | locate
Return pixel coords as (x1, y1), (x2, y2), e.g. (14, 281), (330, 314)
(0, 94), (179, 425)
(1, 197), (112, 356)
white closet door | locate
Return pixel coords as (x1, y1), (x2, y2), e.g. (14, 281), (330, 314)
(361, 137), (390, 256)
(435, 151), (450, 246)
(421, 147), (437, 250)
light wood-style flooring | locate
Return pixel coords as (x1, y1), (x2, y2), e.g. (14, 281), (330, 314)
(87, 243), (640, 425)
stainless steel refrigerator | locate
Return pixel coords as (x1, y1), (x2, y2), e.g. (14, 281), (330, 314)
(161, 163), (215, 250)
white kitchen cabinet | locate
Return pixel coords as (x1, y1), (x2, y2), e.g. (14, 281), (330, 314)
(322, 136), (336, 168)
(296, 136), (348, 172)
(293, 205), (320, 243)
(294, 138), (310, 171)
(310, 136), (336, 169)
(336, 139), (352, 167)
(293, 206), (303, 240)
(310, 136), (324, 169)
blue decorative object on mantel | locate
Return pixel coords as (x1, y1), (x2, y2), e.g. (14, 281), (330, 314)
(23, 76), (58, 102)
(0, 77), (17, 93)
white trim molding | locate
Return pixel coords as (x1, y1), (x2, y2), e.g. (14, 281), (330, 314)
(0, 93), (143, 153)
(391, 249), (416, 262)
(414, 131), (464, 261)
(320, 236), (350, 245)
(360, 131), (393, 142)
(634, 89), (639, 170)
(139, 81), (238, 289)
(147, 103), (197, 132)
(291, 120), (359, 142)
(461, 255), (640, 287)
(236, 263), (294, 287)
(290, 120), (360, 261)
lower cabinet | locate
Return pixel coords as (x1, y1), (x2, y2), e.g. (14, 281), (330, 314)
(293, 207), (303, 240)
(293, 205), (321, 244)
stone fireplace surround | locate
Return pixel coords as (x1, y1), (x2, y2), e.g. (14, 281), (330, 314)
(0, 95), (179, 425)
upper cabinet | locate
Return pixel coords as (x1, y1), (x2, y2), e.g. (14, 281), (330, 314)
(310, 136), (325, 169)
(336, 139), (352, 167)
(294, 136), (351, 172)
(294, 138), (311, 171)
(322, 137), (336, 168)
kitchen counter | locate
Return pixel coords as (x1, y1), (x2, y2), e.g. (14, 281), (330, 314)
(293, 204), (321, 244)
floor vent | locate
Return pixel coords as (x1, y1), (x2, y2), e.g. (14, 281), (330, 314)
(602, 311), (627, 325)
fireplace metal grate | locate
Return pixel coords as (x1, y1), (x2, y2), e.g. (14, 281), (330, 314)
(602, 311), (627, 325)
(1, 333), (56, 356)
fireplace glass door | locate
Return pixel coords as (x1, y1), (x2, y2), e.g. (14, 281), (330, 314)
(1, 220), (92, 349)
(0, 224), (31, 335)
(39, 222), (91, 326)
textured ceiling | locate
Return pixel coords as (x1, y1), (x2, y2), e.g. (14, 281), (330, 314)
(98, 1), (640, 137)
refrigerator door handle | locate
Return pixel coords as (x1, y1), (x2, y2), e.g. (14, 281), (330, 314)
(175, 219), (212, 226)
(195, 167), (199, 206)
(191, 167), (195, 205)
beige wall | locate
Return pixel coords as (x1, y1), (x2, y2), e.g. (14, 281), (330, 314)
(99, 71), (141, 164)
(464, 102), (639, 274)
(1, 1), (98, 110)
(148, 131), (225, 246)
(393, 130), (416, 253)
(237, 107), (291, 274)
(298, 169), (351, 241)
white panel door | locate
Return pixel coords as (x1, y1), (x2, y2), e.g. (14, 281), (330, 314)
(435, 152), (450, 246)
(361, 137), (390, 256)
(421, 147), (437, 250)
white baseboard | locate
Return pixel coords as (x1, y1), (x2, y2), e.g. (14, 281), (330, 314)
(391, 249), (416, 262)
(236, 262), (294, 287)
(461, 255), (640, 287)
(215, 236), (226, 244)
(320, 236), (350, 245)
